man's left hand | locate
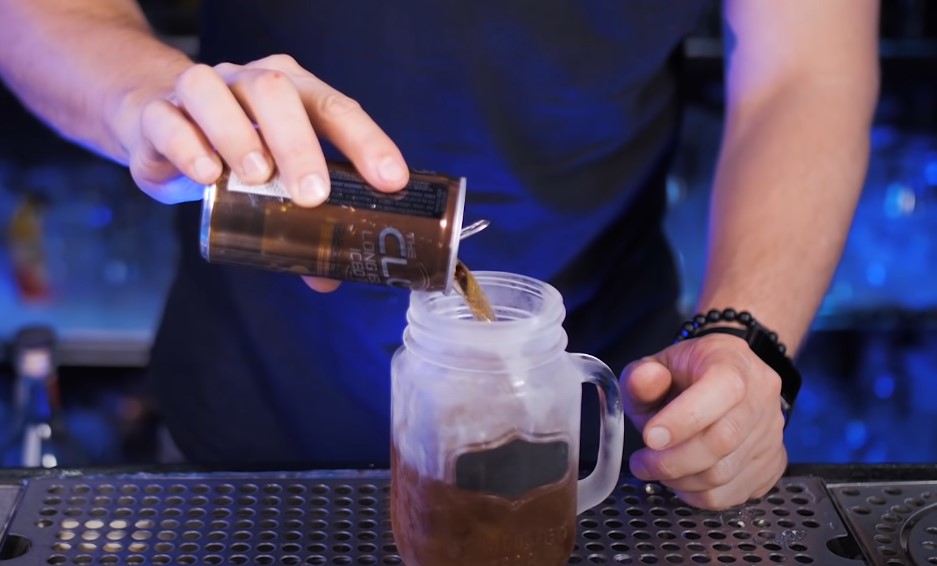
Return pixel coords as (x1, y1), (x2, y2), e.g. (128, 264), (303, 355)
(619, 332), (787, 510)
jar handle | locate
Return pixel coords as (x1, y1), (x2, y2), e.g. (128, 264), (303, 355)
(571, 353), (624, 514)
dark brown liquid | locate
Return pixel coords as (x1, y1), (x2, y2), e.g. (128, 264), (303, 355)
(390, 444), (576, 566)
(453, 261), (497, 322)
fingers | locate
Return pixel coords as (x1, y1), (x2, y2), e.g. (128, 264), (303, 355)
(244, 55), (408, 193)
(671, 444), (786, 510)
(678, 442), (787, 510)
(132, 97), (223, 202)
(631, 408), (786, 509)
(292, 75), (408, 192)
(174, 64), (274, 185)
(630, 402), (757, 482)
(214, 63), (330, 206)
(632, 396), (783, 483)
(622, 356), (745, 450)
(135, 58), (407, 210)
(619, 358), (673, 432)
(623, 335), (790, 510)
(644, 361), (747, 449)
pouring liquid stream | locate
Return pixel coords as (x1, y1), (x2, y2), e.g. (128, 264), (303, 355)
(454, 220), (497, 322)
(453, 261), (497, 322)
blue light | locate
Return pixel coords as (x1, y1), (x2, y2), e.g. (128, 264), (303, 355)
(870, 126), (897, 150)
(926, 159), (937, 186)
(883, 182), (916, 218)
(666, 175), (685, 206)
(866, 441), (889, 463)
(865, 262), (887, 287)
(874, 375), (895, 400)
(85, 205), (113, 229)
(799, 425), (821, 447)
(845, 420), (868, 450)
(793, 387), (818, 416)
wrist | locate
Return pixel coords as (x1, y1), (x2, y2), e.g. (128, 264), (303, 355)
(675, 308), (802, 428)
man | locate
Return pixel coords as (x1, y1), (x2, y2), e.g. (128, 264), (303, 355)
(0, 0), (879, 510)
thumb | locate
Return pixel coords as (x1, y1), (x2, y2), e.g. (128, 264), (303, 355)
(134, 170), (208, 204)
(619, 358), (673, 430)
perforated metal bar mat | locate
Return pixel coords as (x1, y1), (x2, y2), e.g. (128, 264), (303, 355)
(0, 471), (860, 565)
(828, 480), (937, 566)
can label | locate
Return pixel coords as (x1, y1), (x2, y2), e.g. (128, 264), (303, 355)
(227, 169), (450, 219)
(201, 162), (466, 292)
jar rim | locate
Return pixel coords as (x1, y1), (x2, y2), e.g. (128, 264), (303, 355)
(406, 271), (566, 341)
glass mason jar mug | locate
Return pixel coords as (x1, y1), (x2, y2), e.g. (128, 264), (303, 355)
(390, 271), (625, 566)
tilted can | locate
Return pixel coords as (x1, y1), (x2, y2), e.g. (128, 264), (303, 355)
(200, 161), (466, 292)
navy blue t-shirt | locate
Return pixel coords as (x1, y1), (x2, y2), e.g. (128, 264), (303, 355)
(149, 0), (712, 468)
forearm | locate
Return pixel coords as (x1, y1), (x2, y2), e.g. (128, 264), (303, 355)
(0, 0), (192, 163)
(696, 79), (877, 354)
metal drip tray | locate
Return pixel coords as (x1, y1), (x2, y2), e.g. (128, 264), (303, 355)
(0, 471), (859, 565)
(828, 480), (937, 566)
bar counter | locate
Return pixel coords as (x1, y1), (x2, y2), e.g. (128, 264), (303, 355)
(0, 463), (933, 565)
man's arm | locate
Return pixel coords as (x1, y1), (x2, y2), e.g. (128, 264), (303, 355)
(620, 0), (879, 510)
(698, 0), (880, 353)
(0, 0), (408, 208)
(0, 0), (191, 164)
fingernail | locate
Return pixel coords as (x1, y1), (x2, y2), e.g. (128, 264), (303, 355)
(646, 427), (671, 450)
(241, 151), (270, 180)
(378, 157), (406, 184)
(194, 156), (220, 182)
(297, 173), (328, 206)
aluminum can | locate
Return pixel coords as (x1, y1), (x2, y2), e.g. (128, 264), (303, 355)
(200, 161), (466, 292)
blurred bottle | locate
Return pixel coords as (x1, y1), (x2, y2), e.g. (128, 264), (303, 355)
(2, 326), (86, 468)
(6, 192), (52, 302)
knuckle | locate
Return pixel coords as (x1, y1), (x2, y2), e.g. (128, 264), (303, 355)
(316, 91), (363, 120)
(650, 456), (681, 481)
(751, 479), (776, 501)
(269, 144), (315, 169)
(129, 154), (173, 195)
(251, 53), (300, 71)
(175, 63), (217, 93)
(129, 152), (157, 178)
(268, 53), (300, 70)
(723, 370), (747, 405)
(246, 69), (293, 96)
(709, 418), (745, 456)
(212, 62), (239, 76)
(139, 98), (168, 127)
(703, 456), (738, 488)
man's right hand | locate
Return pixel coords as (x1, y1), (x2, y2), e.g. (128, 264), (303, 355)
(1, 5), (407, 290)
(118, 54), (410, 206)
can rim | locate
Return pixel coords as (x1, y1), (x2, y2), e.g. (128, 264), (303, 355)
(198, 178), (221, 261)
(443, 175), (468, 295)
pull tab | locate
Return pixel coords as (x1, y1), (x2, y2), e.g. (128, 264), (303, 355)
(460, 219), (490, 240)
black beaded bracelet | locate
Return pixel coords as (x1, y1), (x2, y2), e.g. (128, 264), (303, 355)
(674, 308), (802, 427)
